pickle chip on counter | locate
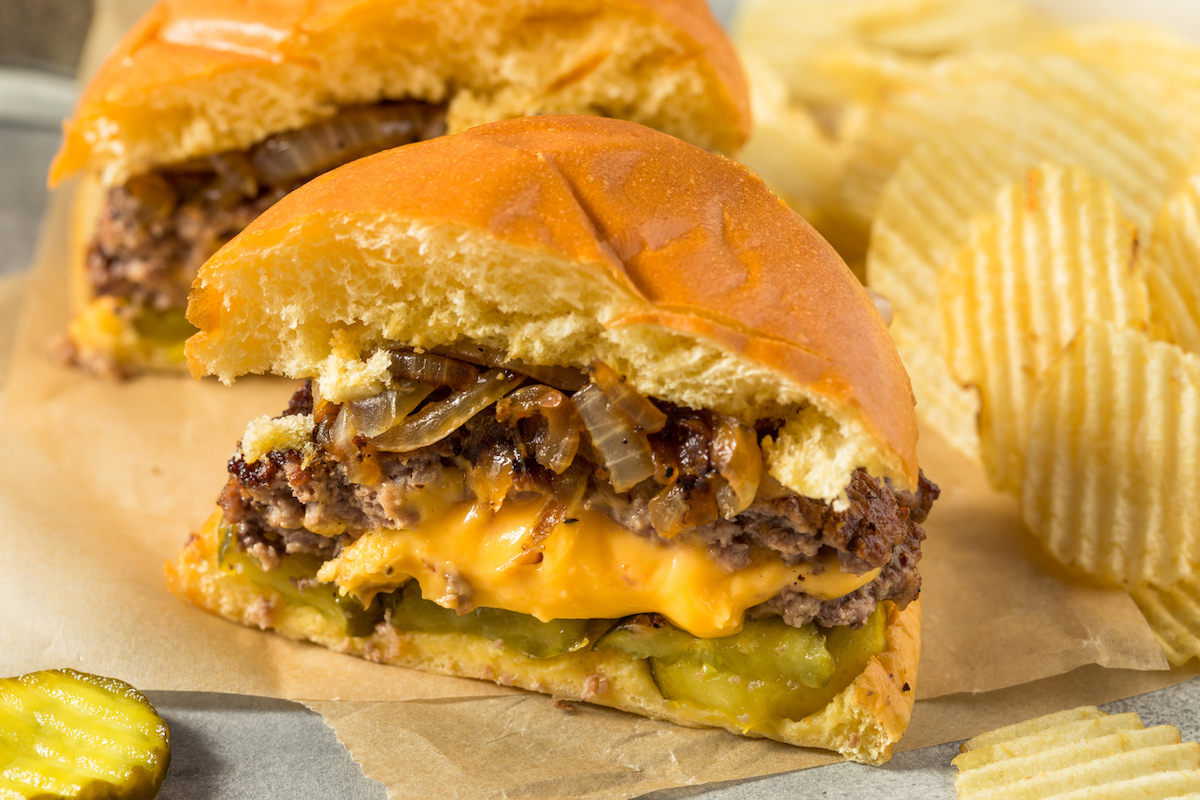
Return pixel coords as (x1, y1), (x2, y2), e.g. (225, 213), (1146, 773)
(0, 669), (170, 800)
(953, 705), (1200, 799)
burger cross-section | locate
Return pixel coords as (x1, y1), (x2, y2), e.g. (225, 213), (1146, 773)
(168, 115), (937, 764)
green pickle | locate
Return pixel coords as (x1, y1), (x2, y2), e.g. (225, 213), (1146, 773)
(218, 527), (383, 637)
(384, 583), (591, 659)
(596, 607), (888, 731)
(0, 669), (170, 800)
(131, 308), (195, 362)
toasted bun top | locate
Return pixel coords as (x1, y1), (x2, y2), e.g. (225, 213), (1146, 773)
(187, 115), (918, 501)
(50, 0), (749, 187)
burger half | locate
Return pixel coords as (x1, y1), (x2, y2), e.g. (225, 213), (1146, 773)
(167, 115), (937, 764)
(49, 0), (749, 376)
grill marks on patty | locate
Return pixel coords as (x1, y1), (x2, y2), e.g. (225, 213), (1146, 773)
(220, 381), (937, 630)
(86, 101), (448, 314)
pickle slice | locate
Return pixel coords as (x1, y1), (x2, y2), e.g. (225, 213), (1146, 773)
(0, 669), (169, 800)
(385, 583), (592, 659)
(595, 613), (836, 688)
(596, 607), (889, 732)
(131, 308), (194, 363)
(218, 526), (384, 637)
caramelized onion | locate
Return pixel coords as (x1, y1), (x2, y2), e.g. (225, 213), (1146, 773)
(590, 360), (667, 433)
(251, 103), (446, 188)
(467, 446), (516, 511)
(431, 344), (588, 391)
(710, 415), (763, 518)
(648, 484), (690, 538)
(505, 466), (589, 567)
(572, 384), (655, 492)
(325, 405), (382, 486)
(388, 351), (478, 388)
(496, 385), (582, 474)
(371, 369), (524, 452)
(203, 151), (259, 209)
(346, 381), (434, 437)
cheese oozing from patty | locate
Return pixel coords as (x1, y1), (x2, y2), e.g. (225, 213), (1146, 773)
(317, 490), (880, 638)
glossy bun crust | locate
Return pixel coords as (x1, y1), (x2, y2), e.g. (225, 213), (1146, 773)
(169, 511), (921, 764)
(51, 0), (749, 187)
(187, 115), (919, 502)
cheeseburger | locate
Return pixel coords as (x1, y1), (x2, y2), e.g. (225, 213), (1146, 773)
(49, 0), (748, 376)
(167, 116), (936, 764)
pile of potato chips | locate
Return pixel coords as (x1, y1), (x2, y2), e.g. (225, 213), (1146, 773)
(953, 705), (1200, 798)
(733, 0), (1200, 666)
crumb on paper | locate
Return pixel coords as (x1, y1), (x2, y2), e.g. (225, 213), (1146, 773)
(551, 697), (576, 712)
(582, 673), (609, 700)
(245, 596), (278, 630)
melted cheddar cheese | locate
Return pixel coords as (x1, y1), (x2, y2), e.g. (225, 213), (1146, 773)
(316, 493), (880, 638)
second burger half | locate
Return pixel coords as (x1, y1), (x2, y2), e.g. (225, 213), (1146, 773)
(168, 115), (938, 764)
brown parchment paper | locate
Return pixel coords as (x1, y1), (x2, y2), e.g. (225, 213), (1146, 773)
(305, 663), (1200, 800)
(0, 0), (1189, 796)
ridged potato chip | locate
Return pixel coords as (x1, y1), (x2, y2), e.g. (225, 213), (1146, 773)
(940, 165), (1149, 493)
(1021, 323), (1200, 587)
(954, 705), (1200, 800)
(1025, 22), (1200, 145)
(0, 669), (170, 799)
(868, 132), (1021, 459)
(1131, 579), (1200, 667)
(734, 55), (865, 270)
(733, 0), (1037, 108)
(1144, 176), (1200, 355)
(841, 53), (1193, 236)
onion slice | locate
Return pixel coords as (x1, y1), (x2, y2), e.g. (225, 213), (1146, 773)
(346, 380), (434, 438)
(496, 385), (583, 474)
(572, 384), (655, 492)
(648, 484), (691, 538)
(388, 351), (478, 388)
(371, 369), (524, 452)
(324, 405), (383, 486)
(590, 360), (667, 433)
(710, 415), (763, 518)
(251, 102), (446, 188)
(431, 344), (588, 391)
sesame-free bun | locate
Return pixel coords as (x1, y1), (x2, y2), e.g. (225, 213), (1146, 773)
(50, 0), (749, 188)
(187, 116), (918, 502)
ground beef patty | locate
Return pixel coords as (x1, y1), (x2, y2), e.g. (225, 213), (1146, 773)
(87, 100), (448, 313)
(220, 382), (937, 631)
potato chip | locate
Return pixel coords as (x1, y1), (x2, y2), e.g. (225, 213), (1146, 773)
(734, 55), (856, 266)
(868, 131), (1029, 459)
(955, 705), (1200, 800)
(733, 0), (1039, 108)
(1041, 771), (1200, 799)
(961, 706), (1104, 752)
(1021, 323), (1200, 587)
(940, 165), (1149, 493)
(1025, 22), (1200, 145)
(955, 712), (1143, 770)
(957, 728), (1183, 796)
(1144, 176), (1200, 356)
(841, 53), (1194, 235)
(1131, 579), (1200, 667)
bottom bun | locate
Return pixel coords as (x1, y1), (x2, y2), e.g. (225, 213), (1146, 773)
(167, 511), (920, 764)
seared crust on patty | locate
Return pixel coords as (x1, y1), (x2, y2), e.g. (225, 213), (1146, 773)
(219, 382), (934, 630)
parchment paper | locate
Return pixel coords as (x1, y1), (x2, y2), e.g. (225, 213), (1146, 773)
(0, 1), (1190, 797)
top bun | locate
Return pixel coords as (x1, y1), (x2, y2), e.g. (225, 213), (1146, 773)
(51, 0), (749, 187)
(187, 115), (918, 504)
